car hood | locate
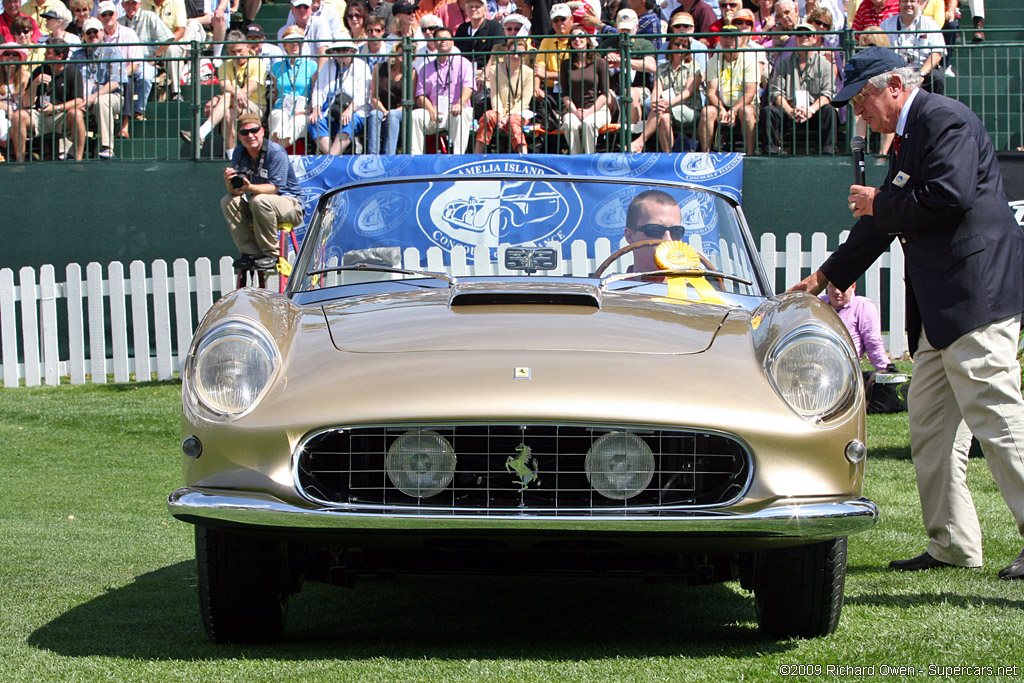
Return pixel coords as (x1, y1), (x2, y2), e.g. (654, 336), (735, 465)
(323, 281), (735, 354)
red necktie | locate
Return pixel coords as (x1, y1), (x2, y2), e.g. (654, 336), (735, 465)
(893, 135), (901, 156)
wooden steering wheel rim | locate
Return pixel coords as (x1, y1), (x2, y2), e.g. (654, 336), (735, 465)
(593, 239), (717, 278)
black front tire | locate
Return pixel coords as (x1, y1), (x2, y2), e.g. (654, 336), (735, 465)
(196, 525), (295, 643)
(754, 537), (847, 638)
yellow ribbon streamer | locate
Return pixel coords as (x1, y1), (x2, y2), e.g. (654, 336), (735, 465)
(655, 241), (723, 304)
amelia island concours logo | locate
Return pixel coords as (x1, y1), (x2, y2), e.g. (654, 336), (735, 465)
(416, 160), (584, 258)
(675, 152), (743, 180)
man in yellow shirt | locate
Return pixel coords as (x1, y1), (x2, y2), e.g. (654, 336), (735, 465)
(698, 25), (758, 154)
(181, 30), (267, 152)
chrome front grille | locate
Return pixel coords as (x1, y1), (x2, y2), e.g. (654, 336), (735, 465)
(295, 425), (751, 512)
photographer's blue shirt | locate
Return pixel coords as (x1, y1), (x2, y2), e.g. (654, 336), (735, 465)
(231, 140), (302, 199)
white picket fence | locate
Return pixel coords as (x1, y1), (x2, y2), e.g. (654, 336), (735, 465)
(0, 232), (905, 387)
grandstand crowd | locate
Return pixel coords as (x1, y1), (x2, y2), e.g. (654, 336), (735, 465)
(0, 0), (987, 160)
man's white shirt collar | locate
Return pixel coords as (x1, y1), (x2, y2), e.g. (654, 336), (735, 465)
(896, 87), (920, 137)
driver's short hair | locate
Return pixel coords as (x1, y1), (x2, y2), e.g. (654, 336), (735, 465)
(626, 189), (678, 228)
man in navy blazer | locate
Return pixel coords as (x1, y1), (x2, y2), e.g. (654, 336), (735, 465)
(791, 47), (1024, 580)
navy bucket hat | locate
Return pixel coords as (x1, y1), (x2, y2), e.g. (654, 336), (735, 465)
(833, 47), (908, 106)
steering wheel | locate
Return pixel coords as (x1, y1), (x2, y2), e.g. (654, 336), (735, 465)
(593, 239), (719, 280)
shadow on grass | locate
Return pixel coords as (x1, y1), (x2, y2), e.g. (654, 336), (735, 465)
(846, 591), (1024, 610)
(29, 561), (801, 661)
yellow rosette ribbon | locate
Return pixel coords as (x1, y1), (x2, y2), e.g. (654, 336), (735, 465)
(655, 241), (723, 304)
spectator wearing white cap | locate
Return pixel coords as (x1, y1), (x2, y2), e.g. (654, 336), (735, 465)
(308, 36), (372, 154)
(279, 0), (333, 66)
(600, 8), (657, 153)
(120, 0), (175, 122)
(73, 18), (128, 157)
(411, 13), (458, 71)
(283, 0), (345, 42)
(535, 3), (571, 99)
(22, 0), (64, 35)
(489, 12), (538, 80)
(40, 5), (81, 44)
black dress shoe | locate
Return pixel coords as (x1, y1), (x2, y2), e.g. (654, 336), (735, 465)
(998, 546), (1024, 579)
(888, 551), (955, 571)
(232, 253), (256, 269)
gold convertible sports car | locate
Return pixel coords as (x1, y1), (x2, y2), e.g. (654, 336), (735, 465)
(168, 175), (877, 642)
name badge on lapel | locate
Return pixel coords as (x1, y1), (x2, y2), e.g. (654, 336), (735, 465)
(893, 171), (911, 188)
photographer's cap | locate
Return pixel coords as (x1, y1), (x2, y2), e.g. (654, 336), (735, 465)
(236, 113), (262, 131)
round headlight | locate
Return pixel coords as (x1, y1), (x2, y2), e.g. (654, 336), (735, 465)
(386, 430), (456, 498)
(585, 432), (655, 500)
(192, 323), (278, 416)
(769, 331), (856, 420)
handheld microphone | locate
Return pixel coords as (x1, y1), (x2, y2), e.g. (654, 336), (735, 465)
(851, 135), (866, 187)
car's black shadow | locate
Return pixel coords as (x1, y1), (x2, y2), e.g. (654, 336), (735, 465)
(29, 561), (802, 660)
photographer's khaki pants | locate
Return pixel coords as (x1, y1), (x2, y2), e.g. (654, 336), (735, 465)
(221, 192), (304, 258)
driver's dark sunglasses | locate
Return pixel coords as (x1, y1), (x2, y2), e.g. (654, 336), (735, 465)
(631, 224), (685, 239)
(238, 127), (261, 136)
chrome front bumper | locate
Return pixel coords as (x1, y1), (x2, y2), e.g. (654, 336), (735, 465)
(168, 487), (878, 538)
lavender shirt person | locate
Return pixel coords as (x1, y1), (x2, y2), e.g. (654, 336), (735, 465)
(822, 282), (891, 371)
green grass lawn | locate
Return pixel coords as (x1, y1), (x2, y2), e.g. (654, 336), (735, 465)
(2, 383), (1022, 682)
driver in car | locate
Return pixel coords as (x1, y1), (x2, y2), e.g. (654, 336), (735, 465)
(623, 189), (686, 274)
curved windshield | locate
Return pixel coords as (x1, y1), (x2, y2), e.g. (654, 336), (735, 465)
(293, 177), (766, 297)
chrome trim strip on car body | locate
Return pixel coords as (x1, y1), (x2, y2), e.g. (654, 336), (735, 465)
(168, 488), (878, 538)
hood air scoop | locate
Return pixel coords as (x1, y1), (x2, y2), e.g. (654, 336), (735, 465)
(448, 282), (601, 309)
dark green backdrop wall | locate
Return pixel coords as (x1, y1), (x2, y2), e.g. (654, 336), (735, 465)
(0, 157), (890, 272)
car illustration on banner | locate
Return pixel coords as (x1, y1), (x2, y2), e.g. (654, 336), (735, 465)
(436, 180), (571, 239)
(169, 175), (877, 644)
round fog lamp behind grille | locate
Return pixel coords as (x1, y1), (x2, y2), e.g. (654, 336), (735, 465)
(585, 431), (655, 500)
(386, 429), (456, 498)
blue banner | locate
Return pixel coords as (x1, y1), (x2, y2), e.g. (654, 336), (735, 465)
(288, 153), (744, 259)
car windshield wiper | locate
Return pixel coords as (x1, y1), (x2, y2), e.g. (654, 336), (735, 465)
(599, 268), (753, 288)
(304, 264), (458, 286)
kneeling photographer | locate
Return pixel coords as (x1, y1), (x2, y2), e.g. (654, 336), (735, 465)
(220, 113), (305, 272)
